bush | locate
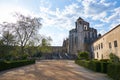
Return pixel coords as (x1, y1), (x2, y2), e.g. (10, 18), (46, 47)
(101, 62), (109, 73)
(0, 60), (35, 71)
(100, 59), (110, 62)
(107, 63), (120, 80)
(78, 51), (89, 60)
(89, 60), (101, 72)
(109, 53), (119, 62)
(75, 60), (109, 73)
(75, 60), (120, 80)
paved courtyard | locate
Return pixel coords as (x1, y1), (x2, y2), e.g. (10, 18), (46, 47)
(0, 60), (111, 80)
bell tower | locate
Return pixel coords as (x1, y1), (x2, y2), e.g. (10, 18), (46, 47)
(75, 17), (89, 32)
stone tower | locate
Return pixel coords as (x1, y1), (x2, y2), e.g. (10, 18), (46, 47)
(69, 17), (97, 55)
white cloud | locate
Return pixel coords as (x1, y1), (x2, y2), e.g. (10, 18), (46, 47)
(0, 0), (119, 46)
(80, 0), (116, 21)
(38, 0), (119, 45)
(104, 7), (120, 23)
(38, 2), (83, 46)
(0, 5), (36, 23)
(94, 24), (104, 29)
(99, 30), (106, 35)
(39, 2), (82, 31)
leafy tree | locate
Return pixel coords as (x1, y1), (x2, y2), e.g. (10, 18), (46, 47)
(109, 53), (119, 62)
(2, 31), (15, 46)
(78, 51), (89, 60)
(39, 37), (52, 54)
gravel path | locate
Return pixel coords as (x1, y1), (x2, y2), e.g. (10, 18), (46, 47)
(0, 60), (111, 80)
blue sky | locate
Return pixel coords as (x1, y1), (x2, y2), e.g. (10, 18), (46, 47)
(0, 0), (120, 46)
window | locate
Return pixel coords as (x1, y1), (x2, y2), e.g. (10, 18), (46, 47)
(97, 52), (99, 58)
(101, 43), (103, 49)
(97, 46), (99, 50)
(114, 40), (118, 47)
(79, 21), (81, 24)
(84, 25), (88, 30)
(109, 42), (112, 48)
(99, 44), (100, 49)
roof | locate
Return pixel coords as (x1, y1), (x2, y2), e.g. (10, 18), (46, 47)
(77, 17), (84, 21)
(93, 24), (120, 43)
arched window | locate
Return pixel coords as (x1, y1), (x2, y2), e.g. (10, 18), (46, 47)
(84, 25), (88, 30)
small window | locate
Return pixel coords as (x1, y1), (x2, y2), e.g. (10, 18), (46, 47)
(97, 45), (99, 50)
(99, 44), (100, 49)
(97, 52), (99, 58)
(84, 25), (88, 30)
(114, 40), (118, 47)
(79, 21), (81, 24)
(109, 42), (112, 48)
(101, 43), (103, 49)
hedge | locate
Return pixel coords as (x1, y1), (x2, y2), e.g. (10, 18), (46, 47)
(107, 63), (120, 80)
(75, 60), (109, 73)
(75, 60), (120, 80)
(0, 60), (35, 71)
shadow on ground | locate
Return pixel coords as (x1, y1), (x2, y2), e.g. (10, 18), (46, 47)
(0, 60), (111, 80)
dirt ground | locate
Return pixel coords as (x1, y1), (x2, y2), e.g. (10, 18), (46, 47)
(0, 60), (111, 80)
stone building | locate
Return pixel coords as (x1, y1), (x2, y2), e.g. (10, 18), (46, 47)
(51, 46), (63, 54)
(62, 38), (69, 53)
(69, 17), (97, 56)
(92, 24), (120, 60)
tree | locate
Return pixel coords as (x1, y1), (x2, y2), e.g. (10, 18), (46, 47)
(78, 51), (89, 60)
(0, 31), (15, 60)
(39, 37), (52, 54)
(109, 53), (119, 62)
(1, 13), (42, 54)
(2, 31), (15, 46)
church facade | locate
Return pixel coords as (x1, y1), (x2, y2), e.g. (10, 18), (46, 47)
(69, 17), (97, 57)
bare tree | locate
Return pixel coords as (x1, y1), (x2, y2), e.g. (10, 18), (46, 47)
(1, 13), (42, 54)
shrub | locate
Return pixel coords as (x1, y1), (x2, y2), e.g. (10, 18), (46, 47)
(109, 53), (119, 62)
(78, 51), (89, 60)
(0, 60), (35, 71)
(107, 63), (120, 80)
(75, 60), (109, 73)
(101, 62), (109, 73)
(100, 59), (110, 62)
(89, 60), (101, 72)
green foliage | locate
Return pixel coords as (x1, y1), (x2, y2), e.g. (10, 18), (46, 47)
(100, 59), (110, 62)
(2, 31), (15, 46)
(75, 60), (109, 73)
(109, 53), (119, 62)
(39, 38), (52, 54)
(107, 63), (120, 80)
(25, 46), (37, 57)
(88, 60), (101, 72)
(0, 45), (14, 59)
(101, 62), (109, 73)
(0, 45), (22, 60)
(78, 51), (89, 60)
(76, 59), (120, 80)
(0, 60), (35, 71)
(0, 13), (54, 60)
(1, 13), (42, 54)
